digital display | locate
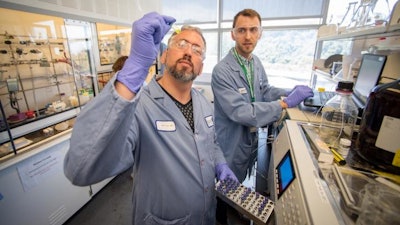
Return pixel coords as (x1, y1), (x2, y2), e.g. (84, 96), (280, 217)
(277, 151), (295, 198)
(353, 54), (386, 106)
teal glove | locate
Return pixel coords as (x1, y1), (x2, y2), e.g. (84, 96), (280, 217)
(283, 85), (314, 108)
(117, 12), (176, 93)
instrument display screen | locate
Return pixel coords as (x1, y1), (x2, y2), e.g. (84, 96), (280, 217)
(277, 150), (296, 198)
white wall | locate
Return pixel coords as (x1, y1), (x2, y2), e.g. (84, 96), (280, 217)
(0, 0), (162, 25)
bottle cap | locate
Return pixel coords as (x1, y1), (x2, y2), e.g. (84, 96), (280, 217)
(336, 81), (354, 92)
(340, 138), (351, 147)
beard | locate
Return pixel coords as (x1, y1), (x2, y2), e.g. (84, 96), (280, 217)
(166, 55), (198, 82)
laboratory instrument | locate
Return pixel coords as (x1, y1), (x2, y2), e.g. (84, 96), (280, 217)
(269, 120), (347, 225)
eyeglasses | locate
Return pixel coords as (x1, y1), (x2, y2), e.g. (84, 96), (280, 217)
(232, 26), (262, 36)
(170, 39), (205, 58)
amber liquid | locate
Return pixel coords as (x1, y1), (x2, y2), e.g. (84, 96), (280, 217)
(356, 80), (400, 175)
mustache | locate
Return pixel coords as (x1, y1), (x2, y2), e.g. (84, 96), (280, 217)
(177, 55), (193, 67)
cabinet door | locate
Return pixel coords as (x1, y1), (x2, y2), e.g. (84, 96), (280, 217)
(91, 176), (115, 196)
(0, 9), (99, 158)
(0, 9), (105, 161)
(64, 19), (97, 106)
(0, 138), (91, 225)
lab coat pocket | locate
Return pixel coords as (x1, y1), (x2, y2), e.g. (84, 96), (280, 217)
(144, 213), (190, 225)
(232, 143), (254, 180)
(233, 143), (253, 166)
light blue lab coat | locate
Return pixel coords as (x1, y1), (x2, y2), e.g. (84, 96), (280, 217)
(64, 76), (226, 225)
(211, 50), (287, 182)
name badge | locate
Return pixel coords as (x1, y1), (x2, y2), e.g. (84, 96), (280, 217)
(238, 88), (247, 94)
(205, 115), (214, 127)
(156, 120), (176, 132)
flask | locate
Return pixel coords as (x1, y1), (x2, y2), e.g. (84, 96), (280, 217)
(355, 79), (400, 175)
(319, 81), (359, 148)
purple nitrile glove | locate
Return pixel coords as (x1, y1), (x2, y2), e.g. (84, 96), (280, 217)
(117, 12), (176, 93)
(283, 85), (314, 108)
(285, 85), (305, 96)
(216, 163), (238, 182)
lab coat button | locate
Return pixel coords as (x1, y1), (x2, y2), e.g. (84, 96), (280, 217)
(200, 159), (204, 166)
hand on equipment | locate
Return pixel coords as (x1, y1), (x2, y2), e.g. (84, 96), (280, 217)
(283, 85), (314, 108)
(286, 85), (304, 96)
(117, 12), (176, 93)
(216, 163), (238, 182)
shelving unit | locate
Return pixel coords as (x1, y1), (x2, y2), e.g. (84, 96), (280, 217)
(0, 10), (96, 159)
(310, 2), (400, 90)
(317, 25), (389, 41)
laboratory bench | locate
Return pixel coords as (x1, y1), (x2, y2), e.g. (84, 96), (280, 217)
(284, 103), (322, 124)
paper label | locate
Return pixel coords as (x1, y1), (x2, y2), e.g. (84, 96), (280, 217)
(375, 116), (400, 153)
(156, 120), (176, 132)
(238, 88), (247, 94)
(205, 115), (214, 127)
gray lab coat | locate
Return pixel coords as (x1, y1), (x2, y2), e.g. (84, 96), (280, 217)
(211, 50), (287, 182)
(64, 76), (226, 225)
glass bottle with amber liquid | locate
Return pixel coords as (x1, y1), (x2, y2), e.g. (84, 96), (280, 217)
(356, 79), (400, 175)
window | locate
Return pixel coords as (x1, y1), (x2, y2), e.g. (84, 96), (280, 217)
(256, 29), (318, 87)
(161, 0), (217, 23)
(201, 32), (219, 74)
(326, 0), (397, 26)
(221, 29), (318, 88)
(222, 0), (326, 20)
(162, 0), (328, 88)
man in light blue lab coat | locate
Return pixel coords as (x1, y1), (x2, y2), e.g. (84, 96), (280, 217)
(211, 9), (313, 223)
(212, 8), (313, 184)
(64, 12), (237, 225)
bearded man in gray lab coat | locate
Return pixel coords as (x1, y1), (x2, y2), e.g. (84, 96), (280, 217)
(64, 12), (237, 225)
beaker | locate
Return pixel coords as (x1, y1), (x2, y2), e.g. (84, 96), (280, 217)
(356, 183), (400, 225)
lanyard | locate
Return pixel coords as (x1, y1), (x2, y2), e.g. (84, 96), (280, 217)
(232, 48), (255, 102)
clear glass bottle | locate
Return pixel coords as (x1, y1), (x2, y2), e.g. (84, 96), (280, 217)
(319, 81), (359, 148)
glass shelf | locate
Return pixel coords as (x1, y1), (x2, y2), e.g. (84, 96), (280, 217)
(0, 8), (96, 160)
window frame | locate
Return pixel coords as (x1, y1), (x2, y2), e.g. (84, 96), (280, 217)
(161, 0), (330, 88)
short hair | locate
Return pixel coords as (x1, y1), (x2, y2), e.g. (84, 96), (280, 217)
(167, 25), (207, 52)
(232, 9), (261, 28)
(112, 56), (128, 72)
